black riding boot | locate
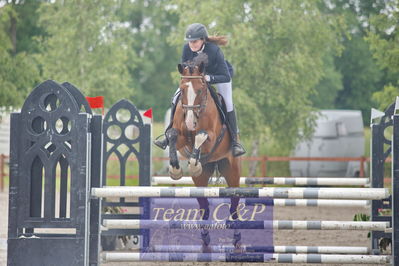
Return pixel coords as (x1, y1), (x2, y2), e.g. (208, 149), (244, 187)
(226, 110), (246, 157)
(153, 103), (176, 150)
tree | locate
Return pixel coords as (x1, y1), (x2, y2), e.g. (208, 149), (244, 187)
(335, 34), (382, 122)
(366, 1), (399, 110)
(37, 0), (134, 105)
(321, 0), (386, 123)
(0, 2), (40, 107)
(310, 53), (343, 109)
(169, 0), (343, 151)
(116, 0), (180, 121)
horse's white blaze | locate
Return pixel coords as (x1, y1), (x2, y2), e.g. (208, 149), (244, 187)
(185, 81), (196, 131)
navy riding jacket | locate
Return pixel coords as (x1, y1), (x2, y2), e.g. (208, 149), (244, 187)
(181, 42), (234, 84)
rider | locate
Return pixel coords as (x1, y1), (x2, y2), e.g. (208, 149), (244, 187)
(154, 23), (245, 157)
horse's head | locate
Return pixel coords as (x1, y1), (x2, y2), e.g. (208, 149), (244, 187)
(177, 60), (207, 131)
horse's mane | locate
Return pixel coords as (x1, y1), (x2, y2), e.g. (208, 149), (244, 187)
(183, 53), (208, 72)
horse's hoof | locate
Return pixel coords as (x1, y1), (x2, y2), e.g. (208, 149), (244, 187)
(234, 241), (242, 250)
(188, 158), (202, 177)
(169, 165), (183, 180)
(201, 244), (212, 253)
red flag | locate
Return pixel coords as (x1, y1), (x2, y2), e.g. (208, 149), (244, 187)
(143, 108), (152, 119)
(86, 96), (104, 115)
(86, 96), (104, 108)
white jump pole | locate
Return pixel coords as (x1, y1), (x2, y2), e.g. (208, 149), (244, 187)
(149, 198), (370, 207)
(92, 186), (389, 200)
(101, 252), (391, 264)
(102, 219), (390, 231)
(149, 244), (370, 254)
(152, 176), (370, 186)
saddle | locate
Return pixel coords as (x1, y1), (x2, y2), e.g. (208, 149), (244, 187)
(207, 85), (227, 124)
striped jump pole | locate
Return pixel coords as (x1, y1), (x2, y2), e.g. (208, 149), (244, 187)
(101, 252), (391, 264)
(148, 245), (370, 254)
(152, 176), (370, 186)
(92, 186), (389, 200)
(102, 219), (390, 231)
(269, 199), (369, 207)
(150, 198), (370, 207)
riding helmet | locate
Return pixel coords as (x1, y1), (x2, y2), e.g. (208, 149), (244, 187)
(184, 23), (208, 41)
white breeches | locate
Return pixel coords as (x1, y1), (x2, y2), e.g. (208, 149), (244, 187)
(173, 81), (234, 112)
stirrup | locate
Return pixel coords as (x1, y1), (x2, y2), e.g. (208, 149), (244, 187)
(153, 134), (168, 150)
(232, 142), (246, 157)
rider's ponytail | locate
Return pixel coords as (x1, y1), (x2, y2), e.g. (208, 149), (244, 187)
(206, 35), (228, 46)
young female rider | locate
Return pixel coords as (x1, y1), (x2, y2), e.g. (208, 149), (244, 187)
(154, 23), (245, 157)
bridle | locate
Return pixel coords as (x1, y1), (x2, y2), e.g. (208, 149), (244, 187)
(180, 75), (208, 117)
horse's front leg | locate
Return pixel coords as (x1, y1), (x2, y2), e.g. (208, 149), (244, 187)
(188, 130), (208, 177)
(167, 128), (183, 180)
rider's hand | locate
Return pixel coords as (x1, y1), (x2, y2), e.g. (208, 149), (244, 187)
(205, 75), (211, 82)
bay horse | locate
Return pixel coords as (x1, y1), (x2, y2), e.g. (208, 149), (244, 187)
(166, 55), (241, 248)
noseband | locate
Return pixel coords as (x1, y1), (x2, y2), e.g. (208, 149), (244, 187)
(180, 75), (208, 116)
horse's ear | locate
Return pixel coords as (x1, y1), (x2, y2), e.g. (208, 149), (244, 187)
(198, 62), (205, 74)
(178, 64), (184, 74)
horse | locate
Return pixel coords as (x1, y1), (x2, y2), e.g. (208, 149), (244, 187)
(166, 55), (242, 248)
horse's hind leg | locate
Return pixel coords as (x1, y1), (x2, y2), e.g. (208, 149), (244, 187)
(167, 128), (183, 180)
(192, 162), (215, 250)
(219, 157), (241, 247)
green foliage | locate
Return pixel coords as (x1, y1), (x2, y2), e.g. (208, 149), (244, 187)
(13, 1), (45, 54)
(353, 213), (370, 221)
(353, 212), (371, 238)
(115, 0), (180, 121)
(2, 0), (398, 154)
(367, 10), (399, 72)
(310, 54), (343, 109)
(367, 2), (399, 109)
(233, 89), (264, 139)
(320, 1), (389, 124)
(372, 84), (399, 111)
(169, 0), (344, 151)
(0, 3), (40, 107)
(335, 35), (383, 122)
(36, 0), (133, 105)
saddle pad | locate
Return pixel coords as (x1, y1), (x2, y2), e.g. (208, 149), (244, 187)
(208, 85), (227, 124)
